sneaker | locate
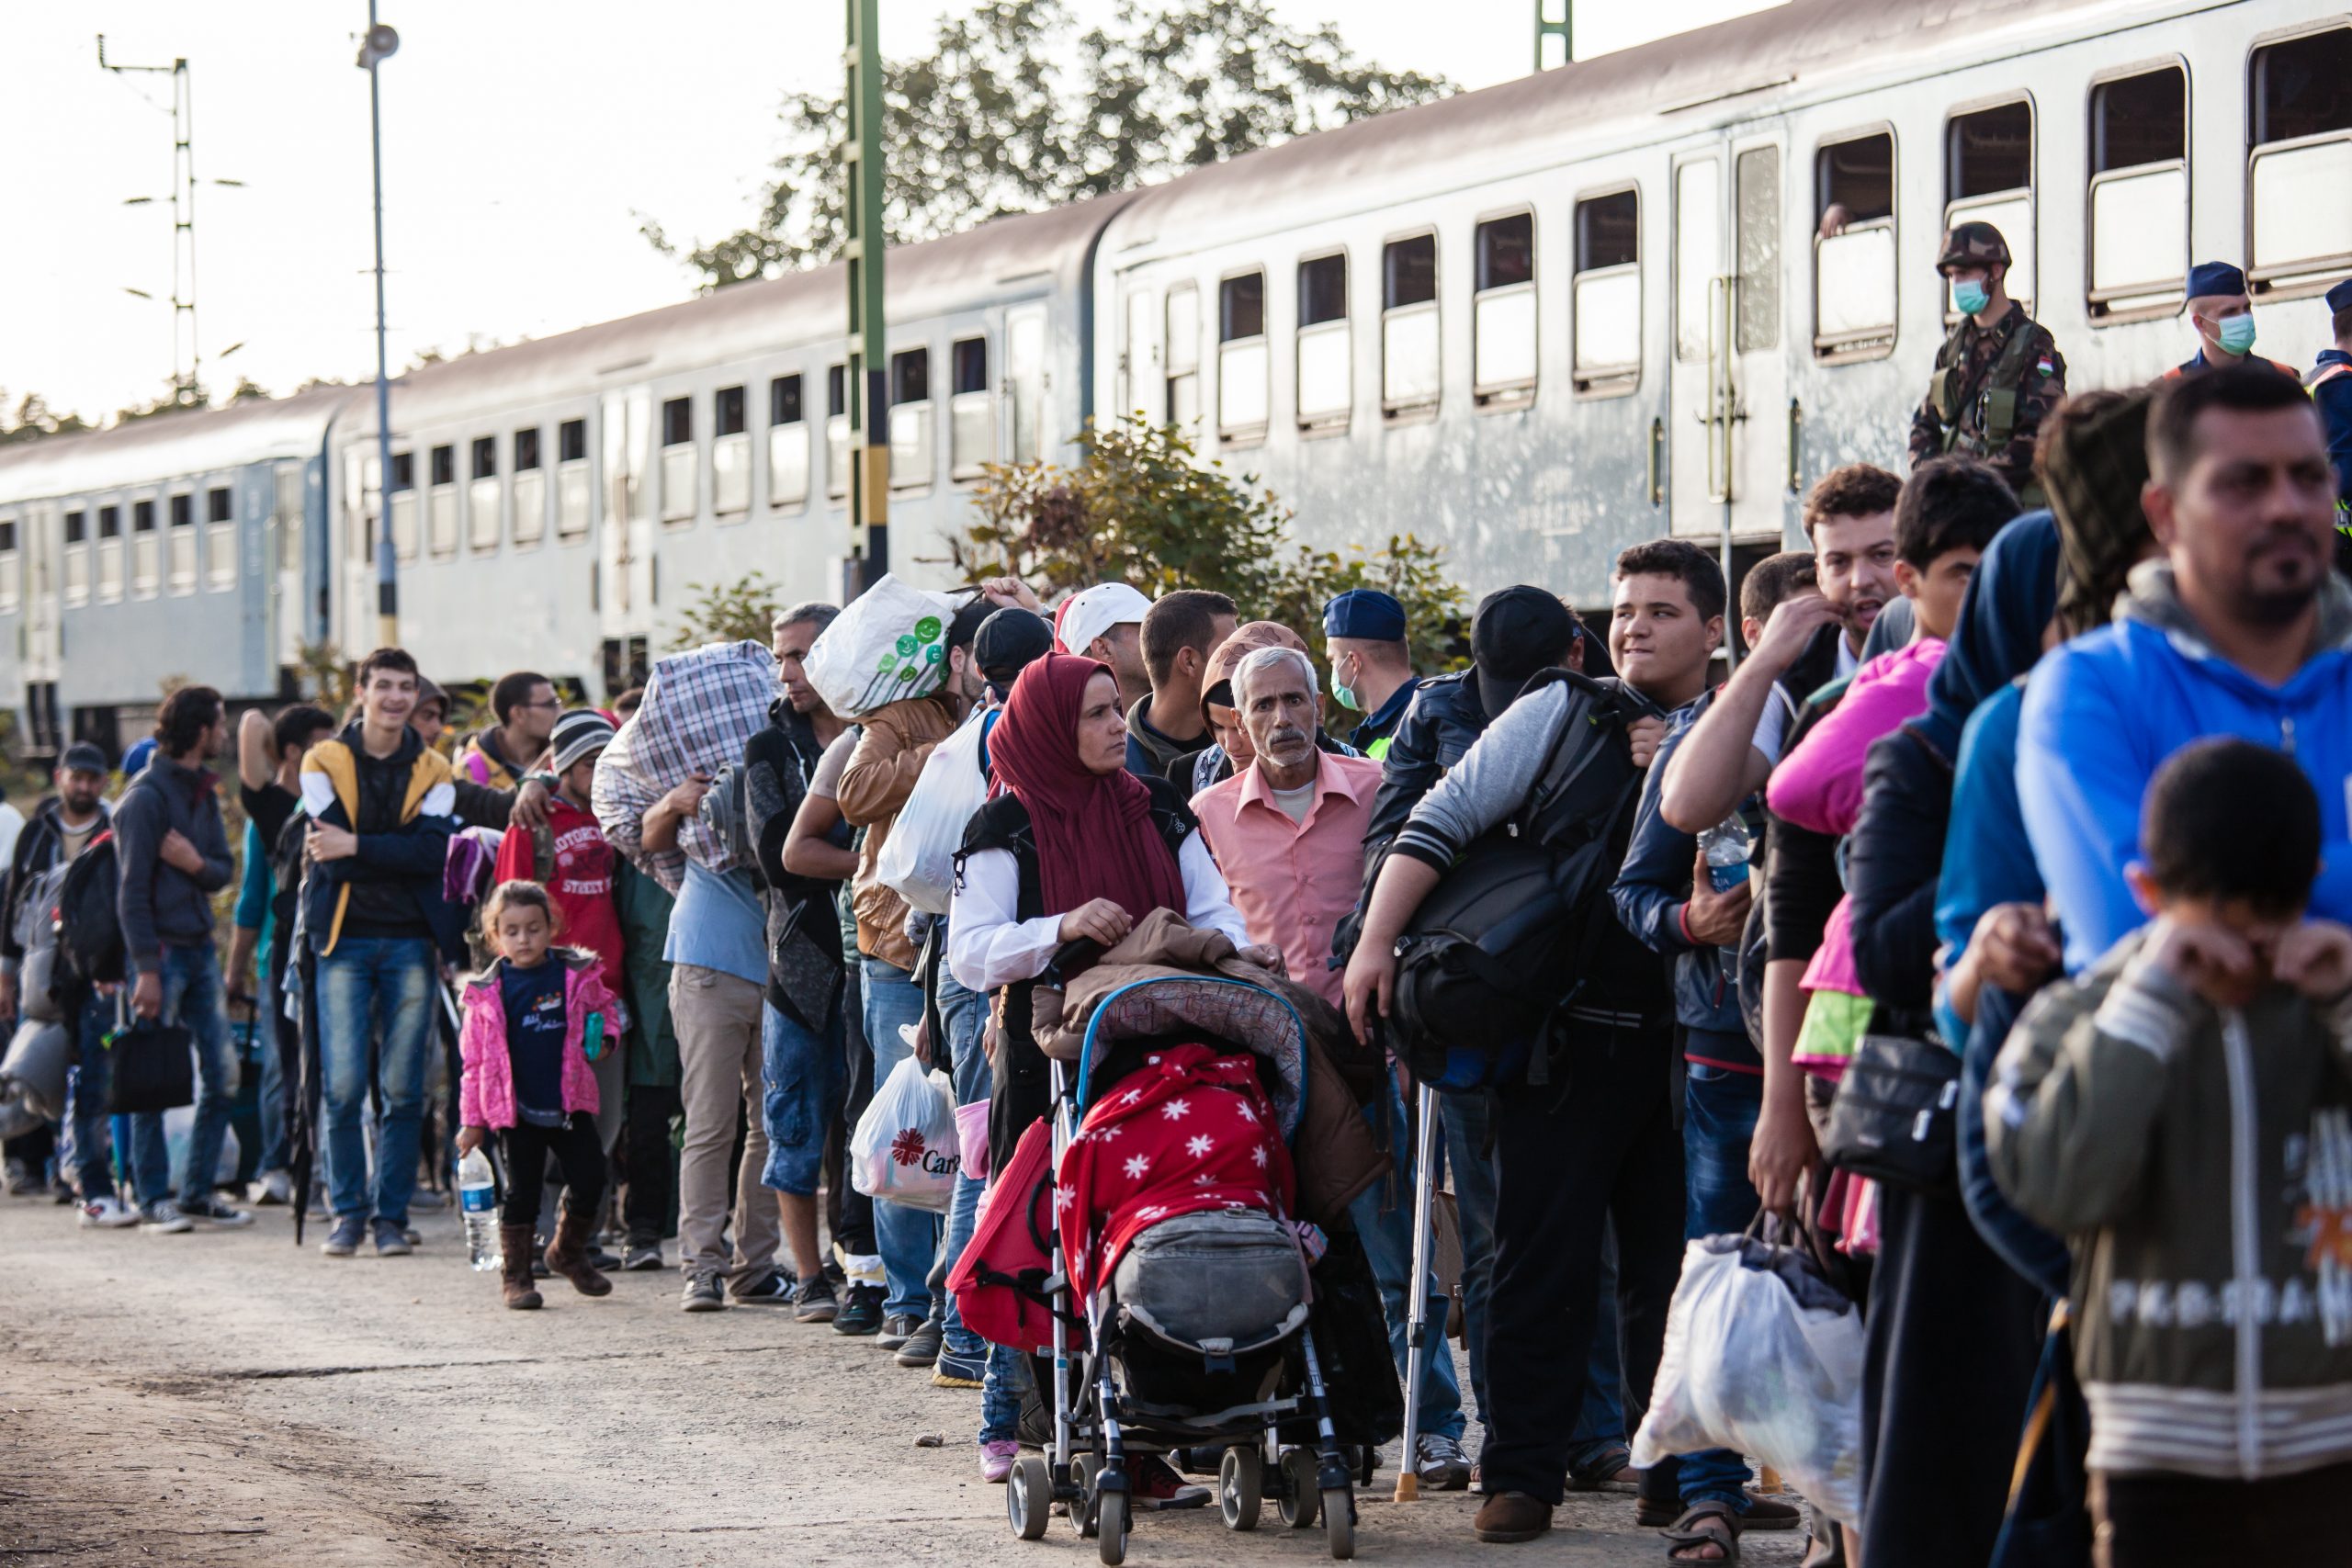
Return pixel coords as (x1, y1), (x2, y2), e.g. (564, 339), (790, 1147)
(180, 1195), (254, 1229)
(791, 1274), (839, 1323)
(622, 1243), (664, 1271)
(933, 1346), (987, 1388)
(372, 1219), (413, 1257)
(1131, 1454), (1211, 1511)
(833, 1283), (885, 1337)
(1417, 1432), (1472, 1492)
(249, 1169), (294, 1207)
(319, 1214), (366, 1256)
(141, 1201), (194, 1235)
(5, 1159), (37, 1196)
(681, 1269), (727, 1313)
(586, 1245), (621, 1271)
(79, 1195), (141, 1229)
(402, 1226), (423, 1247)
(894, 1317), (944, 1368)
(52, 1179), (77, 1206)
(731, 1269), (791, 1303)
(981, 1439), (1020, 1483)
(876, 1314), (922, 1351)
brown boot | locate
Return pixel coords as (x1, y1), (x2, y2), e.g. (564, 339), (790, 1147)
(545, 1205), (613, 1297)
(499, 1224), (543, 1310)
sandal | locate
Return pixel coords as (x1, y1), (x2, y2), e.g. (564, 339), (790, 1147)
(1800, 1528), (1847, 1568)
(1661, 1502), (1740, 1563)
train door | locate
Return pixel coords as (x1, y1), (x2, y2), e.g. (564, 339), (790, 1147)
(1005, 303), (1048, 464)
(1124, 287), (1162, 424)
(599, 389), (653, 645)
(1668, 130), (1792, 553)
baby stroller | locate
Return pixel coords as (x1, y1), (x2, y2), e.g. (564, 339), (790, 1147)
(994, 964), (1369, 1564)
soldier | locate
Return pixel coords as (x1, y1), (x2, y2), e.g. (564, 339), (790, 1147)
(1908, 221), (2065, 506)
(2309, 276), (2352, 537)
(2168, 261), (2302, 379)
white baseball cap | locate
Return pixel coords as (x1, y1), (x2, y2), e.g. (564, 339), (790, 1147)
(1055, 582), (1151, 660)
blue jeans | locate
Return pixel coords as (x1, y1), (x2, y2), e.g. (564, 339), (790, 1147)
(1680, 1053), (1766, 1506)
(255, 994), (289, 1174)
(130, 944), (238, 1205)
(760, 1000), (842, 1199)
(67, 987), (169, 1204)
(317, 936), (435, 1225)
(862, 958), (943, 1322)
(1351, 1082), (1466, 1443)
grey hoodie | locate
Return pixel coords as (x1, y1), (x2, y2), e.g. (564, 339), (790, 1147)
(112, 752), (233, 968)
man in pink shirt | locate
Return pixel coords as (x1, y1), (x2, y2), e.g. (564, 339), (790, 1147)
(1189, 643), (1473, 1490)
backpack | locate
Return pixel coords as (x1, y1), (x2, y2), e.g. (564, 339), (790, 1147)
(945, 1117), (1058, 1351)
(1387, 671), (1647, 1092)
(12, 859), (75, 1023)
(52, 829), (124, 989)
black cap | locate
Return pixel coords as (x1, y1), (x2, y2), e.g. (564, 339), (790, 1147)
(973, 607), (1054, 686)
(946, 594), (996, 652)
(1471, 585), (1577, 719)
(59, 741), (108, 774)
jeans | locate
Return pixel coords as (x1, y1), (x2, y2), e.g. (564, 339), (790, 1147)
(135, 944), (237, 1207)
(862, 959), (943, 1322)
(623, 1081), (682, 1247)
(1679, 1054), (1765, 1506)
(760, 1000), (842, 1199)
(1350, 1081), (1466, 1443)
(67, 987), (169, 1204)
(316, 935), (436, 1225)
(255, 998), (289, 1174)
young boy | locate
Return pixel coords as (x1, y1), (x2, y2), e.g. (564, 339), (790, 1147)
(1989, 738), (2352, 1563)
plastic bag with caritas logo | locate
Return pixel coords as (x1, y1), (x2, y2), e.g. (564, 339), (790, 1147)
(850, 1055), (960, 1212)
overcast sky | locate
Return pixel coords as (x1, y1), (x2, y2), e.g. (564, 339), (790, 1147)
(1, 1), (1778, 423)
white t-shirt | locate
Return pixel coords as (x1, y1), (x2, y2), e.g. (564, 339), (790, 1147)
(1270, 782), (1316, 825)
(1750, 632), (1861, 768)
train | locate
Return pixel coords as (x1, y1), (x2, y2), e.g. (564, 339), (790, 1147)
(4, 0), (2347, 759)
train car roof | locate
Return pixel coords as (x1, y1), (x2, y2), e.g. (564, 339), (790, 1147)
(0, 384), (359, 507)
(1100, 0), (2148, 254)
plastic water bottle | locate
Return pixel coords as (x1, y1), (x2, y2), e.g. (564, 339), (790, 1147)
(1698, 813), (1753, 893)
(458, 1147), (500, 1271)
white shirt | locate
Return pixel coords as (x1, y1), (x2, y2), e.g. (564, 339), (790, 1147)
(1749, 630), (1862, 769)
(946, 829), (1251, 993)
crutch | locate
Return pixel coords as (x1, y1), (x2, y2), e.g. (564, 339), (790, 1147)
(1393, 1077), (1443, 1503)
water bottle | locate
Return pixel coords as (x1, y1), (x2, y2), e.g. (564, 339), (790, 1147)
(1698, 812), (1753, 893)
(458, 1147), (500, 1271)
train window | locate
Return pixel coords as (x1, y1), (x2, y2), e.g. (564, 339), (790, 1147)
(66, 510), (85, 543)
(1674, 159), (1720, 365)
(470, 436), (496, 480)
(426, 445), (458, 555)
(558, 420), (584, 464)
(2089, 65), (2189, 321)
(661, 397), (692, 448)
(169, 493), (192, 528)
(204, 485), (235, 592)
(1943, 99), (2036, 318)
(1815, 130), (1898, 360)
(1296, 252), (1351, 432)
(1573, 188), (1640, 395)
(769, 375), (809, 509)
(166, 493), (195, 593)
(101, 505), (121, 536)
(468, 436), (500, 553)
(714, 386), (750, 517)
(661, 396), (698, 523)
(135, 499), (155, 532)
(131, 498), (158, 596)
(96, 504), (121, 601)
(716, 386), (747, 439)
(1475, 213), (1537, 407)
(2248, 26), (2352, 296)
(890, 348), (933, 491)
(1736, 147), (1780, 353)
(0, 517), (14, 616)
(389, 452), (417, 561)
(513, 429), (545, 548)
(556, 419), (588, 541)
(1218, 270), (1269, 442)
(429, 446), (455, 486)
(1166, 285), (1201, 427)
(950, 337), (991, 479)
(827, 365), (849, 501)
(1382, 233), (1440, 418)
(514, 428), (541, 470)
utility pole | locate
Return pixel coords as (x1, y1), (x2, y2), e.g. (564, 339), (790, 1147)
(96, 38), (201, 406)
(358, 12), (401, 649)
(843, 0), (888, 596)
(1535, 1), (1572, 71)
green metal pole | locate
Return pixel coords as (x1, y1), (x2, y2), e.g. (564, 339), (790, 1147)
(845, 0), (888, 592)
(1535, 1), (1571, 71)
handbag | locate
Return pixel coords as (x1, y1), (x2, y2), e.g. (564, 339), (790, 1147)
(1819, 1029), (1962, 1190)
(106, 1007), (196, 1116)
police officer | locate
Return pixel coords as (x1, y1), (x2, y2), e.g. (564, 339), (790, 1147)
(1908, 221), (2065, 505)
(2170, 261), (2302, 379)
(2310, 277), (2352, 536)
(1321, 588), (1418, 760)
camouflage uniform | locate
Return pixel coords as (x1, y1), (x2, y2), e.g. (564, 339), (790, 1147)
(1907, 223), (2066, 503)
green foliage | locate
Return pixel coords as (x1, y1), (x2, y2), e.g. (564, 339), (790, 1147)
(0, 389), (94, 446)
(668, 572), (782, 650)
(294, 640), (356, 716)
(1269, 537), (1469, 679)
(642, 1), (1453, 288)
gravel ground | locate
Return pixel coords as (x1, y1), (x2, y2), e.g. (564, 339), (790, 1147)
(0, 1191), (1814, 1566)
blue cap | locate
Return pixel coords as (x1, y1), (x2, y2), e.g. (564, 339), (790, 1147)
(1321, 588), (1407, 643)
(2187, 261), (2247, 300)
(2328, 277), (2352, 314)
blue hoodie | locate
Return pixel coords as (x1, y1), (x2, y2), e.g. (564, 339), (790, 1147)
(2018, 560), (2352, 975)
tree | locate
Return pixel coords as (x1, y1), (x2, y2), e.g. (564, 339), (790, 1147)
(0, 389), (94, 446)
(642, 1), (1453, 288)
(669, 572), (782, 650)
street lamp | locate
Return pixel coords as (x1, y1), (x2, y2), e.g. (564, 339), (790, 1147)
(358, 12), (399, 648)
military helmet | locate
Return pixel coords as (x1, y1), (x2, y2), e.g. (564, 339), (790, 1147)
(1938, 220), (2011, 274)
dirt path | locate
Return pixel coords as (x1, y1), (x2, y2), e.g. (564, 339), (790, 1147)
(0, 1193), (1810, 1565)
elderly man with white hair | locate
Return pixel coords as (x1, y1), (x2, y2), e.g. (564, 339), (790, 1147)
(1188, 640), (1473, 1492)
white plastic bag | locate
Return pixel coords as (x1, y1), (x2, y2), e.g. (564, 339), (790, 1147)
(851, 1055), (961, 1212)
(876, 710), (990, 914)
(1631, 1234), (1867, 1527)
(805, 572), (961, 719)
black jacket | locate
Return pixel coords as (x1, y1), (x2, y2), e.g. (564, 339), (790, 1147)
(0, 796), (110, 971)
(743, 702), (850, 1029)
(1363, 669), (1487, 855)
(1844, 725), (1952, 1021)
(112, 753), (235, 968)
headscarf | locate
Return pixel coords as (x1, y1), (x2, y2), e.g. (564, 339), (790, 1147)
(1905, 510), (2062, 767)
(988, 652), (1188, 920)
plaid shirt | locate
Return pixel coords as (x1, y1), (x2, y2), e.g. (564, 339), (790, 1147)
(593, 640), (775, 892)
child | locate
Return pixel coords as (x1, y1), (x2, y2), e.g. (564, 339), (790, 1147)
(1989, 739), (2352, 1562)
(458, 880), (622, 1310)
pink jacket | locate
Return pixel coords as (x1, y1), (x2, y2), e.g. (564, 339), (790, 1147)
(458, 949), (617, 1131)
(1766, 638), (1946, 837)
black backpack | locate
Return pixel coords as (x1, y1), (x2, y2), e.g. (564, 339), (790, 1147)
(1388, 671), (1648, 1092)
(53, 829), (125, 988)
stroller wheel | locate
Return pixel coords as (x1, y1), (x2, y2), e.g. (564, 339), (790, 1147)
(1277, 1449), (1320, 1529)
(1008, 1454), (1052, 1541)
(1097, 1490), (1130, 1566)
(1322, 1488), (1354, 1561)
(1219, 1447), (1263, 1531)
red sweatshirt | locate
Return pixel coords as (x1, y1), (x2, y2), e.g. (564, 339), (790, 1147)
(491, 796), (624, 995)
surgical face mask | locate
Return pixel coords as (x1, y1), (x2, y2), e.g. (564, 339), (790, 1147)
(2216, 312), (2258, 356)
(1952, 278), (1991, 317)
(1330, 655), (1361, 712)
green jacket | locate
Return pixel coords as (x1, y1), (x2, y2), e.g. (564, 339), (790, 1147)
(614, 858), (680, 1088)
(1989, 928), (2352, 1479)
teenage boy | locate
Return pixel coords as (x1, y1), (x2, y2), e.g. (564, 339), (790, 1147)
(1990, 739), (2352, 1562)
(1124, 589), (1239, 778)
(462, 670), (561, 789)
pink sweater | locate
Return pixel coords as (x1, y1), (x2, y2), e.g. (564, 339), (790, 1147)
(458, 950), (617, 1131)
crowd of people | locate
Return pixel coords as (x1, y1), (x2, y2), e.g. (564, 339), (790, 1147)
(5, 243), (2352, 1568)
